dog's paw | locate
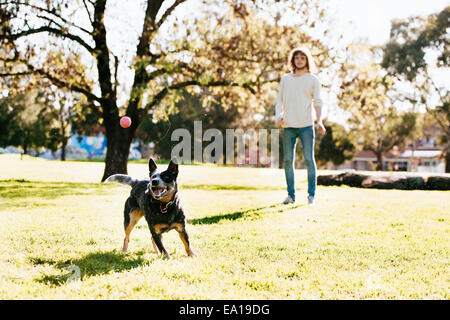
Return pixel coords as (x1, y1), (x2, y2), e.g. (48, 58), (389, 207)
(162, 253), (171, 260)
(187, 250), (197, 257)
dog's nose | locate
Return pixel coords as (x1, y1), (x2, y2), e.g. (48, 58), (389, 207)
(151, 179), (160, 186)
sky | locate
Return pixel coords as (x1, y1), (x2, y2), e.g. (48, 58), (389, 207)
(322, 0), (449, 123)
(331, 0), (449, 45)
(104, 0), (450, 53)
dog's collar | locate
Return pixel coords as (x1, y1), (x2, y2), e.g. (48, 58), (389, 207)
(158, 199), (175, 214)
(148, 190), (177, 213)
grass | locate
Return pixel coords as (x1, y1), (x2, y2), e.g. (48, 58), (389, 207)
(0, 154), (448, 299)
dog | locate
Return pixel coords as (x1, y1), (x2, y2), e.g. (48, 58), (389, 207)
(105, 158), (195, 259)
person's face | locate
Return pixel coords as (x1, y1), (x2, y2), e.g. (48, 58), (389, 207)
(293, 51), (308, 70)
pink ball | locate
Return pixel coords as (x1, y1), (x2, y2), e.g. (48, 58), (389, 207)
(120, 116), (131, 128)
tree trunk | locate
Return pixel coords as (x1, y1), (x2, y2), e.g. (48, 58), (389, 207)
(59, 109), (67, 161)
(101, 133), (133, 181)
(101, 118), (135, 181)
(22, 130), (29, 155)
(61, 137), (67, 161)
(445, 148), (450, 173)
(376, 152), (383, 171)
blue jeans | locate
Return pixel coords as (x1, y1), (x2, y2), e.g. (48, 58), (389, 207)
(283, 126), (316, 200)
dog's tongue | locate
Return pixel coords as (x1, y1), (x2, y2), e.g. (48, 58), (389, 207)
(154, 188), (163, 196)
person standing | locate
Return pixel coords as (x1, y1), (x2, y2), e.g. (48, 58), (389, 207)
(275, 47), (326, 205)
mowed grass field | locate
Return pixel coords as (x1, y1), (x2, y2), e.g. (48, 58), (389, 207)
(0, 154), (448, 299)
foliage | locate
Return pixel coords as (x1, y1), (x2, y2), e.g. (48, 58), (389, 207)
(137, 90), (240, 160)
(339, 44), (417, 170)
(40, 88), (86, 160)
(315, 122), (356, 167)
(0, 94), (23, 147)
(0, 90), (55, 154)
(0, 75), (87, 159)
(382, 6), (449, 172)
(382, 6), (449, 81)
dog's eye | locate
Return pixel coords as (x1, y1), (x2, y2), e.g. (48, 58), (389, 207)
(161, 173), (171, 182)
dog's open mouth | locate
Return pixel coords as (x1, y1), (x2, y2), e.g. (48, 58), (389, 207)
(152, 186), (167, 198)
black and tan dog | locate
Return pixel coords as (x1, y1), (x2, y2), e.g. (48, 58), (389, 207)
(105, 158), (195, 259)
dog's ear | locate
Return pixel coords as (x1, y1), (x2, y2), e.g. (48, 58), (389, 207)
(168, 158), (179, 178)
(148, 158), (157, 175)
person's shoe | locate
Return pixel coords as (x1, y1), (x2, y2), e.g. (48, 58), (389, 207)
(282, 195), (295, 204)
(307, 195), (315, 205)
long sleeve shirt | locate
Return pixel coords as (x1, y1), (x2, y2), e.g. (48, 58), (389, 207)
(275, 73), (323, 128)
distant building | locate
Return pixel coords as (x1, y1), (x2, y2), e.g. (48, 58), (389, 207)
(327, 136), (445, 173)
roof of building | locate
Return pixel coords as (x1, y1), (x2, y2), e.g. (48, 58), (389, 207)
(354, 148), (442, 160)
(400, 150), (442, 158)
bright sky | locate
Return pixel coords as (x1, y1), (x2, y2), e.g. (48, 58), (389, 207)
(331, 0), (449, 45)
(323, 0), (449, 124)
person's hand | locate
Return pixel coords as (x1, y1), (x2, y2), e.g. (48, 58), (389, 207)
(316, 122), (326, 135)
(277, 117), (284, 127)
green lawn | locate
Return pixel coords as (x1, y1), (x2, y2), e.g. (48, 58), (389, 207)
(0, 154), (448, 299)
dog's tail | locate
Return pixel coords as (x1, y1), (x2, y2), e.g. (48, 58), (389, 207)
(104, 174), (138, 187)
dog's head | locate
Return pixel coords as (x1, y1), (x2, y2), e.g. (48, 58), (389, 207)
(146, 157), (178, 202)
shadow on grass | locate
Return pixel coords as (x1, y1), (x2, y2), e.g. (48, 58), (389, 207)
(188, 203), (303, 225)
(32, 250), (148, 287)
(0, 179), (107, 200)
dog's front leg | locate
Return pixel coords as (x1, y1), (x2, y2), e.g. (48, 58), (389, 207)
(173, 223), (196, 257)
(151, 237), (160, 255)
(150, 229), (170, 259)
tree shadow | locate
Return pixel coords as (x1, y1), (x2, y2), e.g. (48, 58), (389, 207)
(32, 250), (148, 286)
(188, 203), (303, 225)
(0, 179), (106, 200)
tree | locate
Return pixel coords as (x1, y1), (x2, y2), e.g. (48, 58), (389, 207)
(42, 89), (81, 160)
(0, 71), (86, 160)
(0, 0), (336, 181)
(315, 121), (355, 168)
(0, 93), (24, 148)
(0, 89), (54, 154)
(382, 6), (449, 172)
(339, 44), (417, 170)
(137, 89), (240, 160)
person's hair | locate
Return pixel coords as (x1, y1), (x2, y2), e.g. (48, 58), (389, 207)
(287, 47), (317, 74)
(288, 49), (308, 73)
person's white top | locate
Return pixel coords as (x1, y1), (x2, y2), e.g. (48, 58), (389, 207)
(275, 73), (323, 128)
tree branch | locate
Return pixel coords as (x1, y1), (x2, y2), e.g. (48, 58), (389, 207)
(6, 26), (94, 53)
(82, 0), (94, 26)
(36, 69), (101, 105)
(15, 58), (99, 102)
(144, 79), (258, 111)
(0, 71), (33, 77)
(425, 72), (446, 104)
(112, 53), (119, 99)
(135, 0), (163, 58)
(2, 1), (92, 35)
(147, 62), (198, 81)
(127, 0), (167, 117)
(91, 0), (114, 104)
(155, 0), (187, 30)
(1, 60), (102, 115)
